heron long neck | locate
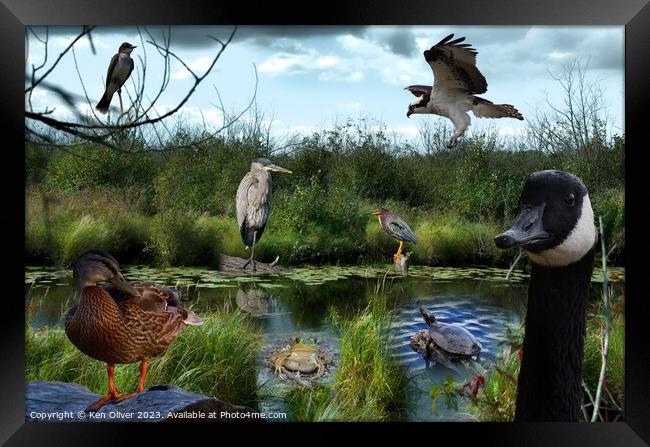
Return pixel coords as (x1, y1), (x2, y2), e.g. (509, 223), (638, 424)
(514, 246), (595, 421)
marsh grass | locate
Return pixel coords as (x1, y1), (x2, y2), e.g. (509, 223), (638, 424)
(25, 310), (261, 406)
(329, 278), (409, 421)
(413, 215), (507, 266)
(470, 296), (625, 421)
(471, 354), (520, 421)
(284, 386), (340, 421)
(583, 308), (625, 407)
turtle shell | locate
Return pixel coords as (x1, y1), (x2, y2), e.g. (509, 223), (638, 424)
(428, 323), (482, 356)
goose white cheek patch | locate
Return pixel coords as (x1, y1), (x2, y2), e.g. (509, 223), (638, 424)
(526, 195), (597, 267)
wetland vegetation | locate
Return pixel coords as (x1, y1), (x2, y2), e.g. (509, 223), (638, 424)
(25, 264), (624, 421)
(25, 71), (624, 420)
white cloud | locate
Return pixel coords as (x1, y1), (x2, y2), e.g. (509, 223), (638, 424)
(258, 53), (306, 74)
(319, 70), (364, 82)
(314, 55), (339, 68)
(171, 56), (215, 80)
(175, 106), (224, 128)
(259, 49), (363, 82)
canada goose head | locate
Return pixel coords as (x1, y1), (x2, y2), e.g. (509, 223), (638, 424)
(494, 170), (597, 267)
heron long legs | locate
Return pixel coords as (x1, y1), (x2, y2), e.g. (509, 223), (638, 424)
(242, 230), (258, 272)
(393, 240), (405, 261)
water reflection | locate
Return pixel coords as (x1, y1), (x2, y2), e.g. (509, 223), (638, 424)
(25, 264), (622, 422)
(236, 283), (273, 317)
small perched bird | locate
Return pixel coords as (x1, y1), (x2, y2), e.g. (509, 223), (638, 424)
(405, 34), (523, 149)
(95, 42), (136, 114)
(64, 250), (202, 412)
(369, 208), (417, 262)
(236, 158), (292, 272)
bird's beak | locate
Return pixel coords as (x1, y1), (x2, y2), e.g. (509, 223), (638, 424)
(494, 203), (552, 250)
(407, 111), (412, 118)
(266, 164), (292, 174)
(109, 273), (141, 297)
(131, 45), (137, 49)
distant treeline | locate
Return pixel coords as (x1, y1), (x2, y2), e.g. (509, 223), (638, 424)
(25, 120), (624, 267)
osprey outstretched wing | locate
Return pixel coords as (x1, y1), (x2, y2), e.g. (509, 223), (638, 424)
(405, 34), (523, 149)
(424, 34), (487, 94)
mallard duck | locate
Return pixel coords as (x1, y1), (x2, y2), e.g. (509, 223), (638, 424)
(64, 250), (203, 412)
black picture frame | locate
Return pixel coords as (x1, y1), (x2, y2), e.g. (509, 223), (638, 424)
(4, 0), (649, 444)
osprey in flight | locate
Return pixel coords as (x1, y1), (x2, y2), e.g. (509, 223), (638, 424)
(405, 34), (523, 149)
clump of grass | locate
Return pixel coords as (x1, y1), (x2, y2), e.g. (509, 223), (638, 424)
(149, 212), (221, 267)
(284, 385), (341, 421)
(583, 308), (625, 407)
(211, 216), (248, 258)
(414, 215), (505, 266)
(330, 282), (408, 421)
(26, 188), (154, 265)
(26, 310), (261, 406)
(471, 354), (520, 421)
(150, 311), (261, 406)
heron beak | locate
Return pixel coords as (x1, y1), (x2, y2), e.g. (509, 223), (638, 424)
(494, 203), (552, 249)
(267, 164), (292, 174)
(109, 272), (141, 297)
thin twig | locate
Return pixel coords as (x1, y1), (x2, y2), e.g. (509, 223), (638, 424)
(591, 216), (611, 422)
(506, 248), (524, 281)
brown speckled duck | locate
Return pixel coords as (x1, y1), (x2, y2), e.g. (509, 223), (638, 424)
(64, 250), (203, 412)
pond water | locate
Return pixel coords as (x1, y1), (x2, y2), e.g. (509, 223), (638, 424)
(24, 264), (623, 422)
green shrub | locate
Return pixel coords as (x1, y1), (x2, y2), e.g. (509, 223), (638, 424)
(149, 212), (221, 267)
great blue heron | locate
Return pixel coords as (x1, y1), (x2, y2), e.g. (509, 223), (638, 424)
(236, 158), (292, 271)
(369, 208), (417, 262)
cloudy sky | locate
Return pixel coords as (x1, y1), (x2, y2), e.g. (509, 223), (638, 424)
(26, 25), (624, 144)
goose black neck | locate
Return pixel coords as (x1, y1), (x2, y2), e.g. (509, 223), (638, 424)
(514, 246), (595, 421)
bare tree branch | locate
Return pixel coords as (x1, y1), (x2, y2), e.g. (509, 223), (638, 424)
(25, 25), (256, 154)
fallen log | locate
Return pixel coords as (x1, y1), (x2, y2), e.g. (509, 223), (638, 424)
(25, 381), (261, 422)
(218, 254), (289, 275)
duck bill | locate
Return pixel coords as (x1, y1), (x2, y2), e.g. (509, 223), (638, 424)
(267, 164), (292, 174)
(494, 203), (552, 249)
(109, 273), (140, 297)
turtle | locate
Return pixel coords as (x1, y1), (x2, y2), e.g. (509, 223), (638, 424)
(418, 306), (482, 360)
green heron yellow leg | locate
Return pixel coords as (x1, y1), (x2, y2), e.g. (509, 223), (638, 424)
(393, 240), (405, 261)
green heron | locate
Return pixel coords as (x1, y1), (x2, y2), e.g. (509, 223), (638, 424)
(370, 208), (418, 261)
